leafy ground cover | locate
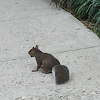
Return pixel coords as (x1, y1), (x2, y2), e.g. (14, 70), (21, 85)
(51, 0), (100, 37)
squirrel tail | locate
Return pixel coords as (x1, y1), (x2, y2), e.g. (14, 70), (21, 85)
(52, 65), (69, 85)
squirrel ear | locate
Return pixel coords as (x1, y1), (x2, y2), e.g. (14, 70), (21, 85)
(35, 45), (38, 48)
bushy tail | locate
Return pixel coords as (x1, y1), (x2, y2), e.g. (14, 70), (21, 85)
(52, 65), (69, 85)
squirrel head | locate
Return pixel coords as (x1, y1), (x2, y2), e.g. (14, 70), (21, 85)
(28, 45), (42, 57)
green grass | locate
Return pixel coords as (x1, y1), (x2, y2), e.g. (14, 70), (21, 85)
(51, 0), (100, 38)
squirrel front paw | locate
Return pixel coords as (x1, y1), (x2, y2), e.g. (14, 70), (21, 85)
(32, 70), (37, 72)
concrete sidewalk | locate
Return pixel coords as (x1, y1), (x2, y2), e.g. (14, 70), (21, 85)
(0, 0), (100, 100)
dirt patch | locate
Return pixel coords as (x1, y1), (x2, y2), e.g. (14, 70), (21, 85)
(80, 20), (94, 31)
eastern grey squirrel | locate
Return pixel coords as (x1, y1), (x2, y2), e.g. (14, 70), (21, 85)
(28, 45), (69, 85)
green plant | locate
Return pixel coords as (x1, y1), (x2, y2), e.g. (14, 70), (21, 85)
(51, 0), (100, 37)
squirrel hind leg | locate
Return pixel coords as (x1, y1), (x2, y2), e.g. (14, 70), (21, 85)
(42, 70), (49, 74)
(41, 64), (52, 74)
(41, 60), (52, 74)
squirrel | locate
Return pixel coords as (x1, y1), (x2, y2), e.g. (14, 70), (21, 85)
(28, 45), (69, 84)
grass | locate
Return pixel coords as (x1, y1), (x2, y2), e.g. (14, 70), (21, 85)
(51, 0), (100, 38)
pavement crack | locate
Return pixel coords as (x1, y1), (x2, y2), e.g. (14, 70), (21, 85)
(0, 45), (100, 63)
(0, 57), (30, 63)
(53, 45), (100, 54)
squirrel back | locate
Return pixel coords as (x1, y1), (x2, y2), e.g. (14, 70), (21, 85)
(52, 65), (69, 85)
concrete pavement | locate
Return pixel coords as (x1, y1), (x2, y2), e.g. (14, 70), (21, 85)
(0, 0), (100, 100)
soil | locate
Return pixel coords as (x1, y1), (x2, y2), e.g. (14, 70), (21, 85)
(80, 20), (94, 31)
